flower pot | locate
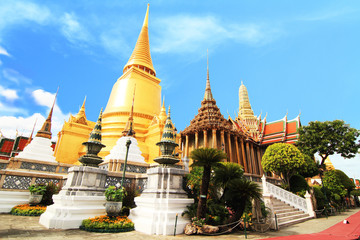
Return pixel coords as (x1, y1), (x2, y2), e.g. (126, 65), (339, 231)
(29, 194), (43, 206)
(105, 201), (122, 217)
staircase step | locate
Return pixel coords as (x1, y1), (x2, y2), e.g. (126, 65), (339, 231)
(273, 207), (296, 213)
(278, 213), (310, 223)
(276, 210), (304, 218)
(278, 216), (314, 228)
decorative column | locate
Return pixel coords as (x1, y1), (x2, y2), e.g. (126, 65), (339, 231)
(305, 191), (316, 218)
(250, 144), (258, 175)
(235, 136), (241, 165)
(203, 130), (208, 148)
(257, 147), (263, 176)
(195, 132), (199, 149)
(212, 129), (217, 148)
(185, 135), (189, 157)
(227, 133), (233, 163)
(240, 138), (248, 172)
(220, 130), (225, 152)
(262, 175), (276, 230)
(245, 141), (253, 174)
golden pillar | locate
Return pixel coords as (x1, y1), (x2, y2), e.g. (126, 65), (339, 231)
(240, 138), (248, 172)
(195, 131), (199, 149)
(257, 146), (263, 176)
(245, 141), (253, 174)
(203, 130), (208, 148)
(212, 129), (217, 149)
(235, 136), (241, 165)
(227, 133), (233, 163)
(185, 135), (189, 157)
(220, 130), (225, 152)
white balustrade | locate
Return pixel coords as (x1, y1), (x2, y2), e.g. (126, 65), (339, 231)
(265, 181), (308, 213)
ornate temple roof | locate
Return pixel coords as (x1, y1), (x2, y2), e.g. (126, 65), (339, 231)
(36, 89), (58, 139)
(259, 114), (301, 145)
(181, 57), (232, 135)
(123, 4), (156, 76)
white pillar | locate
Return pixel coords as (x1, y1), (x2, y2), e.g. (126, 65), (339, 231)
(305, 191), (315, 218)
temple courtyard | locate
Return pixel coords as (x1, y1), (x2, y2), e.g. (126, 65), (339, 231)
(1, 208), (359, 239)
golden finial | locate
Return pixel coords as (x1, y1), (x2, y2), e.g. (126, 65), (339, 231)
(143, 4), (150, 27)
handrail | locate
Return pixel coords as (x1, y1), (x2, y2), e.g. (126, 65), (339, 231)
(265, 181), (308, 213)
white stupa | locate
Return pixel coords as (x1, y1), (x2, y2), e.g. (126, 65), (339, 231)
(16, 91), (57, 162)
(105, 136), (146, 164)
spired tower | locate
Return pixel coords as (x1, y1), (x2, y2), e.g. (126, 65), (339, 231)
(101, 4), (162, 160)
(236, 82), (261, 141)
(54, 5), (168, 164)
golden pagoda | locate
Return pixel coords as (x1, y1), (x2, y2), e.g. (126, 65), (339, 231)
(54, 5), (168, 164)
(54, 97), (95, 164)
(235, 82), (261, 141)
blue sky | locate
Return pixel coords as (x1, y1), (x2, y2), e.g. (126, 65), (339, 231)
(0, 1), (359, 179)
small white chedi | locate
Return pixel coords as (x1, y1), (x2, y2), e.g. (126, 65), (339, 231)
(105, 136), (146, 164)
(16, 137), (56, 162)
(16, 93), (57, 162)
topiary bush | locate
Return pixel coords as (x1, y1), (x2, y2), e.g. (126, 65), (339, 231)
(313, 186), (326, 210)
(290, 174), (309, 196)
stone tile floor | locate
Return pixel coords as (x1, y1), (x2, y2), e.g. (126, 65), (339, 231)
(0, 209), (358, 240)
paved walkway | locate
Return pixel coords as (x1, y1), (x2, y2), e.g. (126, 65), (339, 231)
(0, 209), (358, 240)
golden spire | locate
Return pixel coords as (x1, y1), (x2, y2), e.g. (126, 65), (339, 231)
(123, 4), (156, 76)
(25, 118), (37, 147)
(204, 50), (213, 101)
(74, 96), (87, 124)
(159, 97), (167, 123)
(122, 85), (136, 136)
(238, 82), (255, 119)
(36, 88), (58, 139)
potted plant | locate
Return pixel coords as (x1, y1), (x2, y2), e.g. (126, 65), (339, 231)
(104, 186), (126, 217)
(28, 184), (47, 206)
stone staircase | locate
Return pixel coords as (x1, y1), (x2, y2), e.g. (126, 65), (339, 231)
(272, 197), (313, 228)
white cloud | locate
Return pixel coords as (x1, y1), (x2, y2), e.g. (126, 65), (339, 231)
(0, 1), (51, 33)
(0, 100), (26, 115)
(0, 113), (45, 138)
(3, 69), (32, 85)
(0, 46), (10, 57)
(0, 89), (71, 141)
(152, 15), (281, 54)
(297, 8), (357, 22)
(0, 85), (18, 100)
(60, 12), (91, 44)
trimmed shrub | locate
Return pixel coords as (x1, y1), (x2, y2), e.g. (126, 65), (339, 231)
(290, 174), (309, 196)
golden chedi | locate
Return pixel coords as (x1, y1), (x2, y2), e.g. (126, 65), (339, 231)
(54, 5), (169, 164)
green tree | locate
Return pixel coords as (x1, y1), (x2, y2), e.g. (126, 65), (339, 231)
(298, 154), (319, 178)
(261, 143), (306, 189)
(334, 170), (355, 195)
(224, 178), (262, 222)
(323, 170), (347, 198)
(213, 162), (244, 199)
(190, 148), (227, 218)
(297, 120), (360, 166)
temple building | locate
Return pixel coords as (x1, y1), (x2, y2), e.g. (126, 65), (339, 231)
(180, 61), (301, 178)
(54, 5), (169, 165)
(54, 97), (95, 164)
